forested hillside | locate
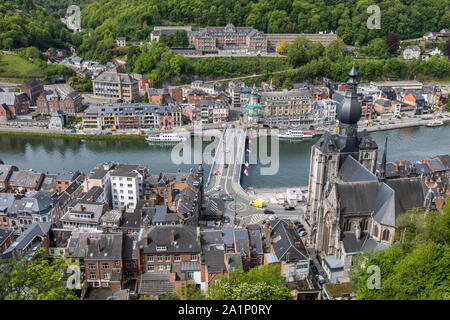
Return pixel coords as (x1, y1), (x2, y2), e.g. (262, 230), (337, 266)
(0, 0), (76, 50)
(79, 0), (449, 45)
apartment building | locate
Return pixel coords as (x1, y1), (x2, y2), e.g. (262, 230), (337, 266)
(260, 89), (314, 125)
(111, 164), (147, 210)
(93, 72), (139, 102)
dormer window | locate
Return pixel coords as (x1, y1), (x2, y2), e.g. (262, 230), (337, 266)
(156, 246), (166, 251)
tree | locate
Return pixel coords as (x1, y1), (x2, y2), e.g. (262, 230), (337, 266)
(350, 199), (450, 300)
(276, 41), (289, 55)
(287, 36), (314, 67)
(0, 249), (79, 300)
(175, 283), (203, 300)
(385, 32), (402, 54)
(205, 265), (293, 300)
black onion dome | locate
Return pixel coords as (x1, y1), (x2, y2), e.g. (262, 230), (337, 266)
(337, 63), (361, 125)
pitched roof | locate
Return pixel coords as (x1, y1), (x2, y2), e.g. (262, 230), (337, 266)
(339, 155), (378, 182)
(386, 178), (426, 215)
(269, 219), (309, 262)
(2, 222), (50, 258)
(140, 225), (201, 254)
(137, 272), (174, 295)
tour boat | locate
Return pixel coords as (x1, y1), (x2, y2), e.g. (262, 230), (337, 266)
(145, 133), (187, 143)
(426, 119), (444, 127)
(278, 129), (314, 140)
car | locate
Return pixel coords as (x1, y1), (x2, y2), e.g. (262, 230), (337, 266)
(215, 185), (222, 191)
(224, 164), (229, 168)
(32, 246), (38, 252)
(311, 265), (319, 275)
(268, 215), (278, 221)
(223, 195), (234, 201)
(223, 216), (231, 223)
(296, 227), (306, 233)
(264, 209), (275, 215)
(294, 221), (303, 227)
(225, 148), (230, 153)
(299, 230), (308, 237)
(317, 275), (326, 284)
(284, 206), (295, 210)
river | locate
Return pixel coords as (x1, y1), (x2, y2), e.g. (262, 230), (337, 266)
(0, 124), (449, 187)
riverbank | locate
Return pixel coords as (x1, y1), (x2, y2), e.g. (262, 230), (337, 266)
(0, 130), (146, 141)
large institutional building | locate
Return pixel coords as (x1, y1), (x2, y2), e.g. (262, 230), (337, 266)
(305, 64), (427, 279)
(188, 22), (341, 54)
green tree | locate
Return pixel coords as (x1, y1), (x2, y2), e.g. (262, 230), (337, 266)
(0, 249), (80, 300)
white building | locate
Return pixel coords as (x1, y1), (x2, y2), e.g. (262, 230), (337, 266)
(110, 164), (146, 210)
(402, 45), (421, 60)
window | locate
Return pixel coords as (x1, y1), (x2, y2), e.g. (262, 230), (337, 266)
(343, 220), (352, 232)
(89, 273), (97, 279)
(147, 256), (154, 262)
(158, 265), (164, 271)
(103, 273), (110, 280)
(114, 261), (119, 267)
(147, 265), (154, 272)
(187, 272), (194, 280)
(156, 246), (166, 252)
(157, 256), (163, 262)
(88, 264), (96, 270)
(166, 265), (171, 271)
(190, 254), (197, 261)
(127, 178), (132, 182)
(165, 255), (170, 262)
(382, 229), (390, 241)
(128, 184), (132, 188)
(374, 226), (379, 237)
(102, 263), (110, 269)
(174, 255), (181, 262)
(361, 219), (369, 231)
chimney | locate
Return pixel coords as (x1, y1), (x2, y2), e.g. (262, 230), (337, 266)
(294, 242), (301, 249)
(145, 221), (149, 229)
(197, 226), (201, 243)
(171, 229), (175, 243)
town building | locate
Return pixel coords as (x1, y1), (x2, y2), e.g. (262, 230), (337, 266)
(260, 89), (314, 126)
(0, 227), (14, 254)
(0, 164), (18, 191)
(190, 22), (267, 54)
(49, 110), (68, 129)
(93, 72), (139, 102)
(20, 78), (44, 105)
(56, 170), (81, 193)
(0, 92), (30, 116)
(199, 100), (229, 124)
(402, 45), (421, 60)
(150, 26), (193, 42)
(110, 164), (147, 210)
(60, 201), (106, 231)
(404, 91), (428, 115)
(8, 170), (44, 193)
(115, 37), (127, 47)
(36, 89), (83, 115)
(1, 222), (50, 259)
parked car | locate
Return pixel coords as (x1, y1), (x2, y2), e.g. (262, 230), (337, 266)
(223, 216), (230, 223)
(223, 195), (234, 201)
(215, 185), (222, 191)
(299, 230), (308, 237)
(311, 265), (319, 275)
(264, 209), (275, 215)
(268, 215), (278, 221)
(294, 221), (304, 228)
(224, 164), (229, 168)
(284, 206), (295, 210)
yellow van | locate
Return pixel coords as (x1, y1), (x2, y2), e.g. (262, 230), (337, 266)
(249, 200), (264, 208)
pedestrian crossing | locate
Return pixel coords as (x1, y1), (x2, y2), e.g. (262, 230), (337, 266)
(242, 214), (266, 225)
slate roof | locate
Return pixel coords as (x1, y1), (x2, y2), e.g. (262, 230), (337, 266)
(222, 226), (235, 248)
(0, 193), (15, 213)
(2, 222), (50, 258)
(434, 155), (450, 170)
(315, 131), (338, 153)
(84, 233), (123, 260)
(140, 225), (201, 254)
(339, 155), (378, 182)
(269, 219), (309, 262)
(342, 232), (389, 254)
(0, 227), (13, 245)
(8, 192), (56, 216)
(202, 248), (226, 273)
(137, 272), (174, 295)
(248, 227), (264, 255)
(234, 229), (250, 256)
(56, 170), (78, 182)
(201, 230), (223, 248)
(0, 165), (15, 183)
(9, 170), (43, 189)
(225, 253), (243, 270)
(386, 178), (426, 215)
(94, 72), (137, 85)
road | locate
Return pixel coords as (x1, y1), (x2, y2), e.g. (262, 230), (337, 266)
(205, 125), (304, 226)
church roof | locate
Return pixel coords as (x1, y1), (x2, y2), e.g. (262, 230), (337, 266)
(386, 178), (426, 215)
(315, 131), (338, 153)
(342, 232), (390, 254)
(339, 155), (378, 182)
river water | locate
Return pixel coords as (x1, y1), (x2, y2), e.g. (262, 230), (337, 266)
(0, 124), (449, 187)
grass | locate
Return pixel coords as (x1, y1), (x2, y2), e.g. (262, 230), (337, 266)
(0, 130), (146, 141)
(0, 55), (44, 81)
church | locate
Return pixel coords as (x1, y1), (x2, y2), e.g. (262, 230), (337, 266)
(305, 64), (427, 280)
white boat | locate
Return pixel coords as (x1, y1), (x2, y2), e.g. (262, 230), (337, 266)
(426, 119), (444, 127)
(278, 129), (314, 140)
(145, 133), (187, 143)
